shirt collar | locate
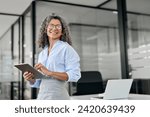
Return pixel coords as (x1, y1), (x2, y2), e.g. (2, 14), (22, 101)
(43, 40), (62, 54)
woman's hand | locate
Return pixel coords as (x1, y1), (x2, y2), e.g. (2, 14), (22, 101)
(34, 63), (52, 76)
(23, 71), (35, 84)
(34, 63), (68, 81)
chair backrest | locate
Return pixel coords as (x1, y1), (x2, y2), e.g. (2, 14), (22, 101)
(72, 71), (104, 95)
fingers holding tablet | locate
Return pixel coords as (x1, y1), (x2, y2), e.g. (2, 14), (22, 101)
(23, 71), (35, 83)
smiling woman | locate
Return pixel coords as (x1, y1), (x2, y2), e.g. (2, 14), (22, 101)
(23, 14), (81, 100)
(47, 19), (63, 42)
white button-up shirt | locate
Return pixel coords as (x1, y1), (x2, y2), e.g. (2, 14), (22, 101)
(31, 40), (81, 99)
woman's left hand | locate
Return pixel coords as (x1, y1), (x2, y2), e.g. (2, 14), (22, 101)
(34, 63), (51, 76)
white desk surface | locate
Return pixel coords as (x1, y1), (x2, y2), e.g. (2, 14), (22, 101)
(71, 94), (150, 100)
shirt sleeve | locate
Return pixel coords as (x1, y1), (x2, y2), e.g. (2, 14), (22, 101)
(30, 79), (41, 88)
(65, 46), (81, 82)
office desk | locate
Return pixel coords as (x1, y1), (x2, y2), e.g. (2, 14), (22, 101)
(71, 94), (150, 100)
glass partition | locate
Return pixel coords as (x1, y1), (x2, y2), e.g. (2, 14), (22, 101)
(128, 14), (150, 79)
(127, 0), (150, 79)
(127, 0), (150, 94)
(0, 29), (12, 99)
(13, 22), (20, 81)
(24, 10), (33, 99)
(12, 21), (21, 100)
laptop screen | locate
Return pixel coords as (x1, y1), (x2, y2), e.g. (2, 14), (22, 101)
(103, 79), (133, 99)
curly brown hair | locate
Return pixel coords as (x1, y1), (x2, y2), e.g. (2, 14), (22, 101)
(38, 15), (72, 48)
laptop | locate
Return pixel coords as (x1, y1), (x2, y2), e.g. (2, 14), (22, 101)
(91, 79), (133, 100)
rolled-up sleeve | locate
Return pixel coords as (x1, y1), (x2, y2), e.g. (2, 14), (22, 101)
(65, 46), (81, 82)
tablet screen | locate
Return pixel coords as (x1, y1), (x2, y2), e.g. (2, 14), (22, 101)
(14, 63), (45, 79)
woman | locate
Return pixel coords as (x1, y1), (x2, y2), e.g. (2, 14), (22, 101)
(23, 15), (81, 100)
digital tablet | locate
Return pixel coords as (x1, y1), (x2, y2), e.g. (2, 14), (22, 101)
(14, 63), (45, 79)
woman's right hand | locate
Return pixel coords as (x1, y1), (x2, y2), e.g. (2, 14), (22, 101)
(23, 71), (35, 84)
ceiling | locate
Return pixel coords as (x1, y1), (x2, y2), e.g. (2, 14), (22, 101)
(0, 0), (33, 37)
(0, 0), (150, 39)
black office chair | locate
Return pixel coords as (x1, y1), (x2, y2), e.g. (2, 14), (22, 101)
(72, 71), (104, 95)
